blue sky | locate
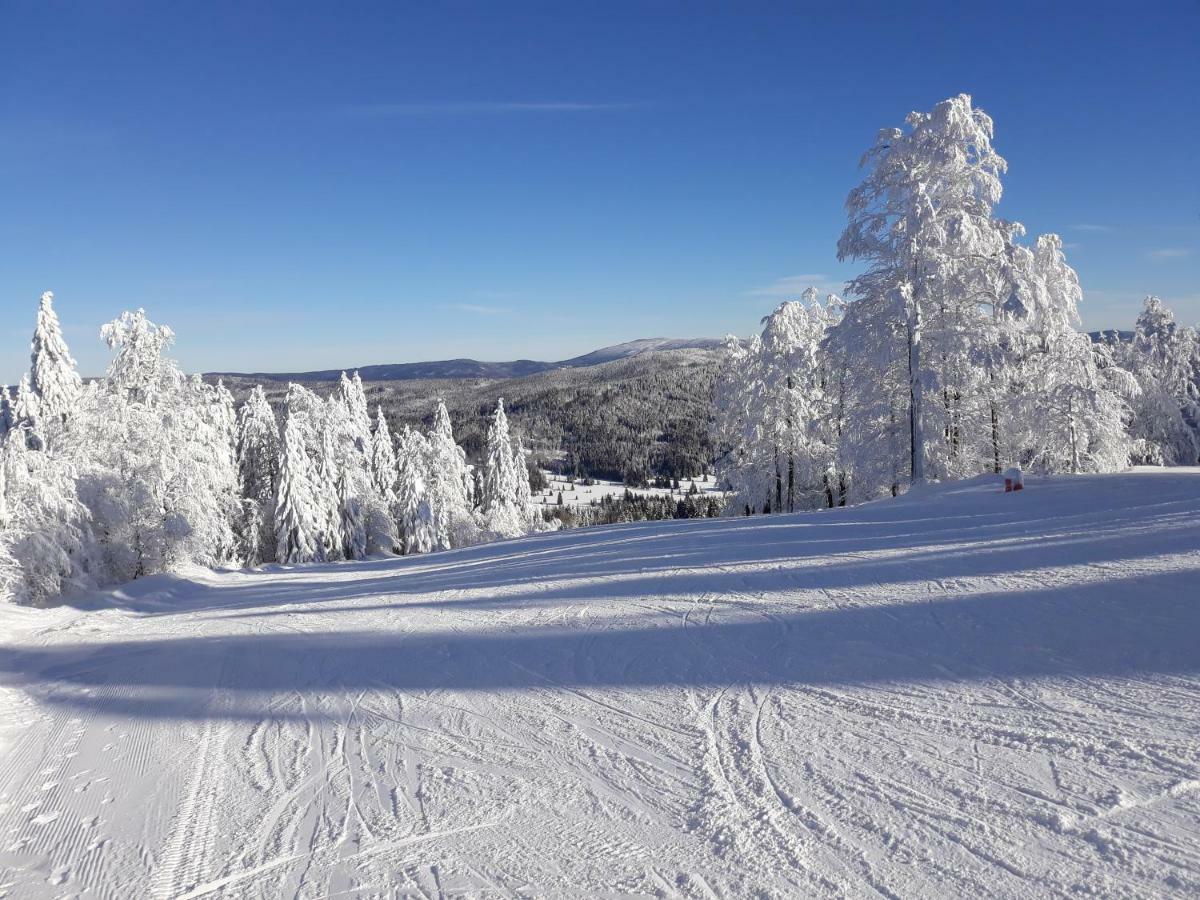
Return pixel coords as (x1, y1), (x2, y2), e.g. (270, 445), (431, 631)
(2, 1), (1198, 380)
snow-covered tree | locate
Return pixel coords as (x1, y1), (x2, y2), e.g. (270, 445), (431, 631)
(425, 400), (477, 548)
(513, 438), (535, 525)
(368, 406), (403, 553)
(396, 426), (435, 554)
(338, 371), (372, 454)
(480, 398), (527, 536)
(1119, 297), (1199, 465)
(1003, 235), (1132, 473)
(236, 385), (281, 564)
(275, 388), (322, 564)
(337, 463), (367, 560)
(836, 93), (1013, 490)
(29, 291), (82, 437)
(12, 375), (41, 448)
(714, 290), (847, 513)
(101, 309), (177, 405)
(370, 405), (398, 501)
(324, 385), (394, 558)
(0, 387), (13, 440)
(57, 311), (238, 582)
(0, 428), (92, 605)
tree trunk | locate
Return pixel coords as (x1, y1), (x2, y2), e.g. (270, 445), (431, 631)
(907, 294), (926, 485)
(1068, 394), (1080, 474)
(990, 403), (1001, 474)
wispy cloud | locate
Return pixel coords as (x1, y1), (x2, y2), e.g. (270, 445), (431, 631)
(448, 303), (510, 316)
(1147, 247), (1192, 260)
(342, 101), (638, 118)
(1063, 242), (1083, 250)
(1073, 224), (1113, 233)
(746, 274), (845, 299)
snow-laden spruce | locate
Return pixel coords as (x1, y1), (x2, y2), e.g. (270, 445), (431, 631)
(480, 398), (529, 537)
(0, 300), (540, 605)
(236, 385), (281, 565)
(29, 291), (82, 438)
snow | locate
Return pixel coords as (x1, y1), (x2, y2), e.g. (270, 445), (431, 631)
(536, 471), (724, 507)
(1, 470), (1199, 897)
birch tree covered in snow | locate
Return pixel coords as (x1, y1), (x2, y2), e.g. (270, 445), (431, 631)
(1003, 235), (1133, 473)
(716, 94), (1158, 512)
(835, 93), (1013, 488)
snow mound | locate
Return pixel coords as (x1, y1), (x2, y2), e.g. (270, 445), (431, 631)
(1, 470), (1198, 897)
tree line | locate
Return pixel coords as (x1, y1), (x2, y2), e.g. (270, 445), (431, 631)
(0, 297), (542, 605)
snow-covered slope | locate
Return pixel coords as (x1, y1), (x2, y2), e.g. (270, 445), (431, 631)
(1, 471), (1198, 897)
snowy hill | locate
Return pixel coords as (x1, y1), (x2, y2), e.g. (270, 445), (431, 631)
(208, 337), (728, 383)
(1, 470), (1198, 897)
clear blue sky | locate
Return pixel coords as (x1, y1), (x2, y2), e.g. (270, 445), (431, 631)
(2, 1), (1198, 380)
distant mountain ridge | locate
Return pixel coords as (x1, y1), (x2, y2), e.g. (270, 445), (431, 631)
(207, 337), (729, 382)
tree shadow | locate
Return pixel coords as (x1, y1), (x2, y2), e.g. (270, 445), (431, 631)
(69, 477), (1198, 623)
(4, 569), (1197, 722)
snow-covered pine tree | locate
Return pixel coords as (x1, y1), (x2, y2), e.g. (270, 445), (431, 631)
(13, 375), (41, 448)
(101, 309), (177, 405)
(513, 437), (534, 527)
(370, 405), (398, 501)
(339, 371), (372, 454)
(325, 388), (392, 558)
(275, 393), (321, 564)
(425, 400), (477, 548)
(481, 398), (526, 537)
(396, 426), (435, 554)
(198, 377), (241, 564)
(0, 387), (14, 440)
(29, 292), (83, 436)
(337, 462), (367, 560)
(236, 385), (281, 564)
(316, 412), (344, 562)
(368, 406), (402, 553)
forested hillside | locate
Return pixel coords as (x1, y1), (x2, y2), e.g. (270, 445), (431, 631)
(217, 347), (722, 484)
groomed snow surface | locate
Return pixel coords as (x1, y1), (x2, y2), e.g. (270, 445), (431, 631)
(1, 470), (1199, 898)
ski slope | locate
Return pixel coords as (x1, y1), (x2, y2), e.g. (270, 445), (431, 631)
(1, 470), (1198, 898)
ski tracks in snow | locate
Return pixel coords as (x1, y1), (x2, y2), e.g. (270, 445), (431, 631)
(0, 471), (1199, 896)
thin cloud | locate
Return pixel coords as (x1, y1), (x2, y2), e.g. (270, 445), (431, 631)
(746, 274), (844, 299)
(1147, 248), (1192, 260)
(1073, 224), (1113, 233)
(342, 101), (638, 118)
(449, 303), (510, 316)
